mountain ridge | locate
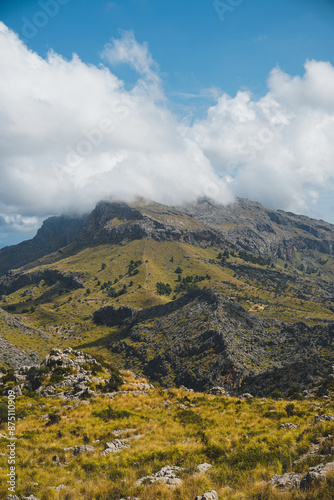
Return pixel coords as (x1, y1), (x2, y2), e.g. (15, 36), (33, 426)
(1, 197), (334, 278)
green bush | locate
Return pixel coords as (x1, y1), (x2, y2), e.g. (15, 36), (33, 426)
(46, 412), (61, 425)
(94, 406), (133, 421)
(49, 366), (71, 385)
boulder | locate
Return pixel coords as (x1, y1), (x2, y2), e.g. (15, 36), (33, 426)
(73, 445), (96, 456)
(300, 462), (334, 490)
(314, 414), (334, 424)
(196, 463), (213, 473)
(195, 491), (219, 500)
(278, 423), (298, 430)
(270, 472), (301, 490)
(134, 465), (184, 487)
(100, 439), (129, 455)
(209, 387), (228, 396)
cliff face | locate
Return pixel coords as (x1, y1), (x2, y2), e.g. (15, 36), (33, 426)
(0, 214), (87, 276)
(76, 201), (225, 248)
(183, 198), (334, 259)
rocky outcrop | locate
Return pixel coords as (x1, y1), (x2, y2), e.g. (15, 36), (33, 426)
(0, 214), (87, 276)
(0, 268), (84, 297)
(183, 197), (334, 259)
(271, 461), (334, 491)
(76, 201), (225, 248)
(107, 289), (334, 396)
(100, 439), (129, 455)
(0, 308), (46, 367)
(0, 333), (38, 368)
(1, 348), (123, 401)
(195, 492), (218, 500)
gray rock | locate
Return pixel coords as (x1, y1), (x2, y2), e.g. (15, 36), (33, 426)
(134, 465), (184, 487)
(100, 439), (129, 455)
(22, 496), (41, 500)
(52, 484), (66, 491)
(73, 445), (96, 456)
(270, 472), (302, 490)
(195, 491), (219, 500)
(300, 462), (334, 490)
(314, 414), (334, 424)
(278, 423), (298, 430)
(209, 387), (228, 396)
(196, 463), (212, 473)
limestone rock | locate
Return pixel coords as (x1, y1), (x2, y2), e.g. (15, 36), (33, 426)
(314, 414), (334, 424)
(300, 462), (334, 490)
(73, 445), (96, 456)
(270, 472), (302, 490)
(196, 463), (213, 473)
(195, 491), (219, 500)
(278, 423), (298, 430)
(100, 439), (129, 455)
(134, 465), (184, 487)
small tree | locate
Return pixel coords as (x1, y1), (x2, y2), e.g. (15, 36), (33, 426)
(101, 262), (106, 270)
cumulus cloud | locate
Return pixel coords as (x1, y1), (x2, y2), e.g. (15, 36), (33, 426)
(192, 60), (334, 215)
(1, 21), (334, 243)
(0, 23), (232, 237)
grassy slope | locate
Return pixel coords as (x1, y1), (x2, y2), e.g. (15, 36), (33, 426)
(1, 372), (334, 499)
(1, 238), (334, 367)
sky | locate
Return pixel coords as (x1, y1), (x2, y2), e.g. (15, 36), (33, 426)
(0, 0), (334, 247)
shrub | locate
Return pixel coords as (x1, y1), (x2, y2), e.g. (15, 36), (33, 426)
(99, 373), (124, 392)
(285, 403), (295, 417)
(94, 406), (133, 421)
(176, 409), (204, 426)
(287, 386), (303, 400)
(271, 389), (283, 400)
(49, 366), (71, 385)
(46, 412), (61, 426)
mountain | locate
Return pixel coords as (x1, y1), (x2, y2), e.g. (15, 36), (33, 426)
(1, 197), (334, 397)
(2, 197), (334, 278)
(0, 213), (87, 276)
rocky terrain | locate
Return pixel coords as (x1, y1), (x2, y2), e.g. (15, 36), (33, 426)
(92, 289), (334, 396)
(0, 347), (124, 400)
(183, 198), (334, 259)
(0, 268), (85, 297)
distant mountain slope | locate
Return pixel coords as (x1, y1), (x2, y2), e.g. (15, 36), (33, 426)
(183, 198), (334, 259)
(0, 214), (87, 276)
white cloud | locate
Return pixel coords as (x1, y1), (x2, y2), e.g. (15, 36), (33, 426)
(0, 23), (232, 237)
(192, 60), (334, 216)
(1, 22), (334, 243)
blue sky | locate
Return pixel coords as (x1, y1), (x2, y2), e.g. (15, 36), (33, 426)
(3, 0), (334, 108)
(0, 0), (334, 246)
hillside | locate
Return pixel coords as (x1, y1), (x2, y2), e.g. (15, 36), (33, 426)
(2, 198), (334, 499)
(0, 197), (334, 398)
(2, 348), (334, 500)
